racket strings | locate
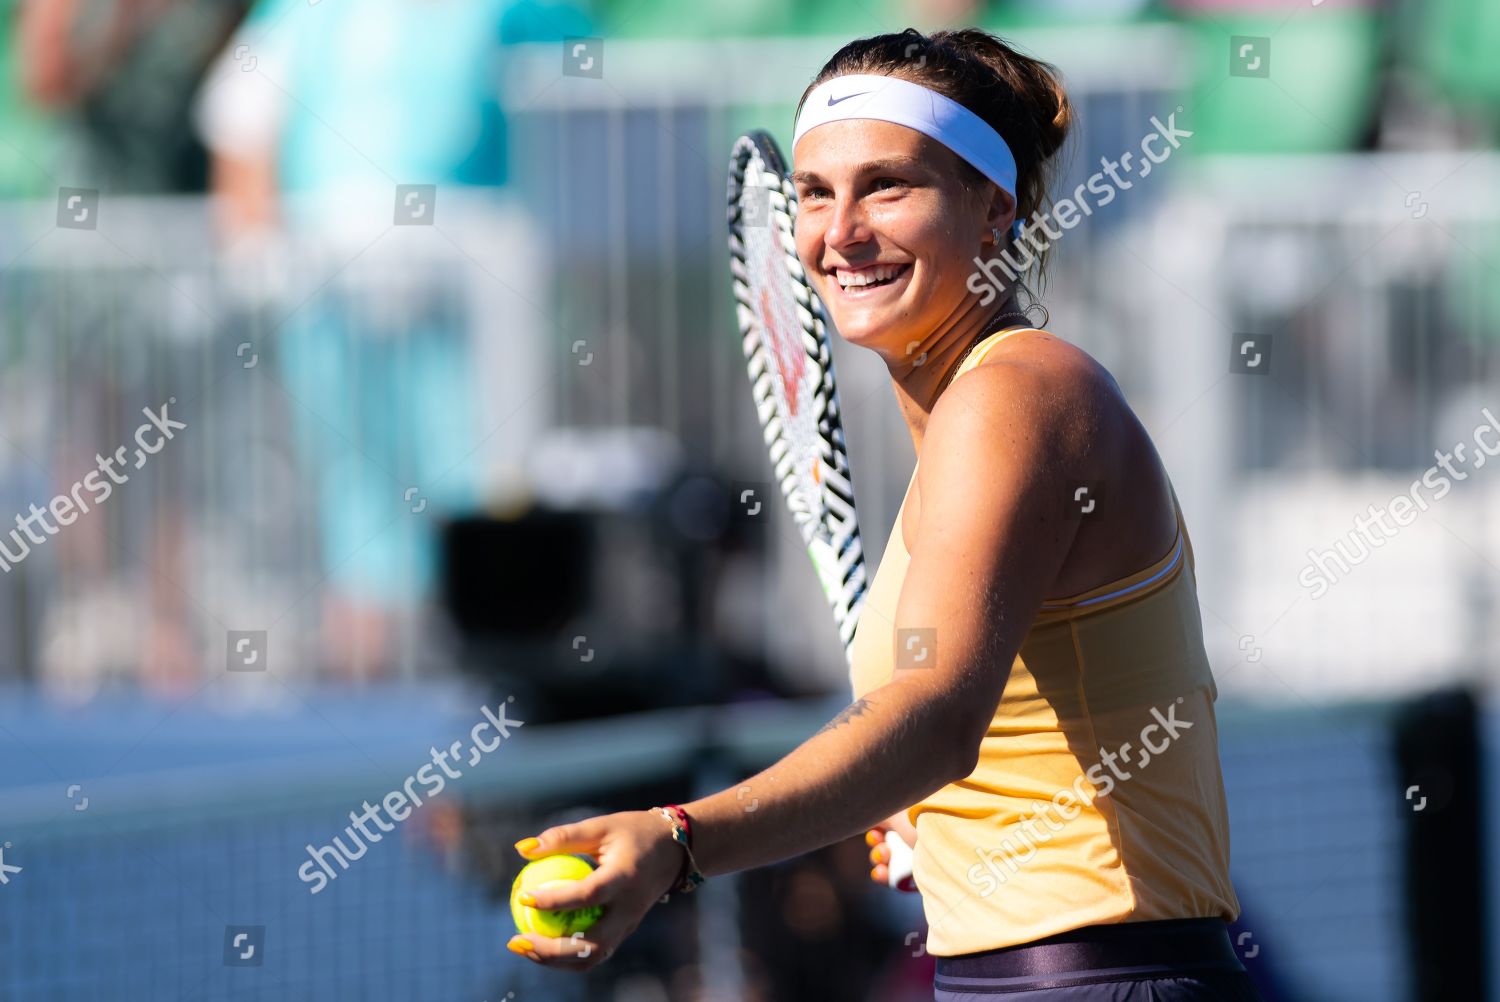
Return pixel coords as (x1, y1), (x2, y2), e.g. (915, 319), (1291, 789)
(727, 134), (869, 657)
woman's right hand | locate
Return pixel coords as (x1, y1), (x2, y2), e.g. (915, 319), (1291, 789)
(865, 810), (919, 892)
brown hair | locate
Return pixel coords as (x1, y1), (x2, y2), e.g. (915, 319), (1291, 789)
(796, 27), (1074, 299)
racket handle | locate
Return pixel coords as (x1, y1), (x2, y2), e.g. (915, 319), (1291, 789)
(884, 829), (914, 889)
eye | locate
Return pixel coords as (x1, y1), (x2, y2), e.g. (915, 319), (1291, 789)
(872, 177), (908, 192)
(800, 185), (831, 201)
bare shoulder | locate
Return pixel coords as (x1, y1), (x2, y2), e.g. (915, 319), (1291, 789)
(925, 330), (1178, 592)
(914, 328), (1175, 592)
(980, 329), (1121, 401)
(927, 329), (1126, 466)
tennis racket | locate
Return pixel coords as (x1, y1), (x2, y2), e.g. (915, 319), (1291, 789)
(726, 132), (913, 890)
(726, 129), (868, 668)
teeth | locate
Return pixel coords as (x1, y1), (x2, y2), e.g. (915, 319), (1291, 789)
(836, 264), (904, 288)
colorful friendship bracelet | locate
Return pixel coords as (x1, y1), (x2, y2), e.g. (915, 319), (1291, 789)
(663, 803), (693, 843)
(653, 805), (705, 897)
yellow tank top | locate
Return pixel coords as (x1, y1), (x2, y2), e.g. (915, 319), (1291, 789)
(848, 327), (1241, 957)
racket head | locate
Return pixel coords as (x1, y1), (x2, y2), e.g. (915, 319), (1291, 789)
(726, 130), (867, 662)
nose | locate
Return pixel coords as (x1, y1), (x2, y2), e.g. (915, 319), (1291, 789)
(822, 190), (873, 256)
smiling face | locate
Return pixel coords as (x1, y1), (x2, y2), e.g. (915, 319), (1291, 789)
(791, 116), (1012, 361)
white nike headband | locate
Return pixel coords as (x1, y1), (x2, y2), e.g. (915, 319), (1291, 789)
(793, 73), (1023, 237)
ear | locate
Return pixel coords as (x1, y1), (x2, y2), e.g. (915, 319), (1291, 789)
(983, 183), (1017, 240)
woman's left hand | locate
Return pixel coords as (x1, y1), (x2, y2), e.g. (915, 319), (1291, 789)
(506, 809), (685, 970)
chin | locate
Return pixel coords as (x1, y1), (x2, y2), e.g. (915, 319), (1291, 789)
(828, 312), (912, 360)
(824, 308), (883, 345)
(815, 278), (923, 356)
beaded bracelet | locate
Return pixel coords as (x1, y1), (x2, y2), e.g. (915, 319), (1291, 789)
(652, 805), (705, 899)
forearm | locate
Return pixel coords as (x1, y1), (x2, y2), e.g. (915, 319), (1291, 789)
(209, 151), (280, 238)
(683, 678), (977, 877)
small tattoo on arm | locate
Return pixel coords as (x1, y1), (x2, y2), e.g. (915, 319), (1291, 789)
(815, 697), (873, 737)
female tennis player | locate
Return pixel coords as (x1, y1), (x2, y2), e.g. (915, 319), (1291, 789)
(508, 27), (1260, 1000)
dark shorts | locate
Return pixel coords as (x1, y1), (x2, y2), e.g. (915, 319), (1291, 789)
(933, 918), (1263, 1001)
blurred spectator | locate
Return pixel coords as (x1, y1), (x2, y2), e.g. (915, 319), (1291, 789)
(193, 0), (586, 679)
(15, 0), (248, 191)
(0, 0), (63, 196)
(5, 0), (247, 695)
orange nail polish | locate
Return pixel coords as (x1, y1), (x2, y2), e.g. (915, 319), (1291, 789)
(865, 830), (881, 846)
(514, 837), (540, 854)
(870, 867), (880, 881)
(507, 937), (534, 956)
(517, 891), (537, 907)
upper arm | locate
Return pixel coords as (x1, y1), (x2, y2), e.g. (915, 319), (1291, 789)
(890, 353), (1105, 766)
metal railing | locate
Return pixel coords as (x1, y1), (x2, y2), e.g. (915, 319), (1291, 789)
(3, 31), (1497, 701)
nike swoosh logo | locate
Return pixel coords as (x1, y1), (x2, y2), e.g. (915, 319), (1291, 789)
(827, 91), (870, 106)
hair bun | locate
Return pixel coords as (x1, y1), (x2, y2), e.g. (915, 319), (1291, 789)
(1037, 69), (1073, 160)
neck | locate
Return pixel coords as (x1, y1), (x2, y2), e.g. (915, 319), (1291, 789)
(891, 294), (1026, 455)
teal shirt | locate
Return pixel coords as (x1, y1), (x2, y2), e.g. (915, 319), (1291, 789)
(241, 0), (591, 191)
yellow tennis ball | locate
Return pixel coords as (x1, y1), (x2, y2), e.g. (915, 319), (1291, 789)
(510, 854), (604, 937)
